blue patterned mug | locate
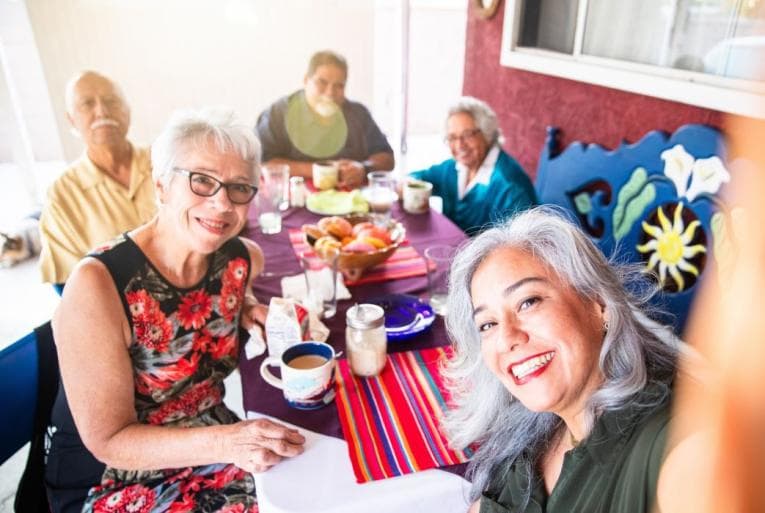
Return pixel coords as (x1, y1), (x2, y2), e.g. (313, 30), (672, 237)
(259, 341), (336, 410)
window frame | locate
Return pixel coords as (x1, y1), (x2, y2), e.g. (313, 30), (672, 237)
(500, 0), (765, 118)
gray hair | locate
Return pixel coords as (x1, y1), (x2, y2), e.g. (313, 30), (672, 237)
(151, 107), (261, 187)
(64, 70), (129, 115)
(446, 96), (503, 146)
(306, 49), (348, 79)
(441, 206), (679, 501)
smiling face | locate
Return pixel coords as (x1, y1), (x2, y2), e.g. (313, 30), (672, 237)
(67, 73), (130, 148)
(446, 112), (490, 171)
(304, 64), (347, 116)
(158, 140), (255, 255)
(470, 246), (606, 422)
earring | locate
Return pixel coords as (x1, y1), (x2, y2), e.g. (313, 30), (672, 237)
(603, 319), (610, 333)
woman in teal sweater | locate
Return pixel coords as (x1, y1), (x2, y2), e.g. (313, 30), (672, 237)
(409, 97), (536, 234)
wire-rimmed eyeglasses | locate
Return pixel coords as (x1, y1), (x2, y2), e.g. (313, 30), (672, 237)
(444, 128), (482, 146)
(172, 168), (258, 205)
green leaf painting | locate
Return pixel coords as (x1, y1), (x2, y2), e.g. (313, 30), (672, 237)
(613, 167), (656, 241)
(573, 192), (592, 215)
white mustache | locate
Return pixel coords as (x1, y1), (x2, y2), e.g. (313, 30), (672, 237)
(90, 118), (119, 129)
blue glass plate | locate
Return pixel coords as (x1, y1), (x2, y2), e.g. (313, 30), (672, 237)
(367, 294), (435, 342)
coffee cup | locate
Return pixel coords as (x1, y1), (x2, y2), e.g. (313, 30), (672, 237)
(402, 179), (433, 214)
(259, 341), (336, 410)
(312, 161), (339, 190)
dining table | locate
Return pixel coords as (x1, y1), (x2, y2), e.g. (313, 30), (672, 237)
(239, 201), (472, 513)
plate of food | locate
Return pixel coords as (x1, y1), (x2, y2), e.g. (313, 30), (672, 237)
(301, 215), (405, 281)
(366, 293), (435, 342)
(306, 189), (369, 216)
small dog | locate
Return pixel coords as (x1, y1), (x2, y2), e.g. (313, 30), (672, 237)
(0, 216), (41, 268)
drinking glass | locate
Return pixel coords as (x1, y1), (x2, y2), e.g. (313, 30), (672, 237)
(258, 164), (289, 234)
(424, 245), (455, 315)
(263, 163), (290, 211)
(366, 171), (396, 221)
(299, 250), (339, 319)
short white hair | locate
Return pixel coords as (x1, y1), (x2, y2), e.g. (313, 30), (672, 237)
(446, 96), (503, 145)
(151, 107), (261, 187)
(64, 70), (128, 115)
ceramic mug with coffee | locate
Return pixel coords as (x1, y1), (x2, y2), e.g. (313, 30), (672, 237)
(259, 341), (337, 409)
(312, 161), (339, 190)
(402, 179), (433, 214)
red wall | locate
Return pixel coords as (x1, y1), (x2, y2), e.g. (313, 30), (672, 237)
(462, 1), (726, 178)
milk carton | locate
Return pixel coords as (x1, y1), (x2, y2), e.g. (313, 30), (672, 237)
(265, 298), (310, 357)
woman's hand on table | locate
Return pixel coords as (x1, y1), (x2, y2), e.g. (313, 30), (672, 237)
(226, 418), (306, 473)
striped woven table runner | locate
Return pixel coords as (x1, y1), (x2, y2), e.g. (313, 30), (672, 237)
(287, 229), (427, 285)
(334, 346), (473, 483)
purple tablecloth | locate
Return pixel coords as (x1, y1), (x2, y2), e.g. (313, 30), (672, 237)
(239, 203), (466, 438)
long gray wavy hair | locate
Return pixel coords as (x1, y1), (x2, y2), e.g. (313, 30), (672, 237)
(442, 206), (680, 500)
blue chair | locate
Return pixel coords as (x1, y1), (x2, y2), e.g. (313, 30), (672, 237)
(536, 124), (734, 334)
(0, 322), (58, 512)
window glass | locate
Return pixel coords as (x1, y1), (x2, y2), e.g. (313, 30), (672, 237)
(519, 0), (579, 53)
(515, 0), (765, 82)
(583, 0), (765, 80)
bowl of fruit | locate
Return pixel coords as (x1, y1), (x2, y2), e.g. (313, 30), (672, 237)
(301, 215), (406, 281)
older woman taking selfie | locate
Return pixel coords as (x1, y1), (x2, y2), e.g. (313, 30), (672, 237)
(47, 108), (304, 512)
(409, 97), (536, 234)
(443, 207), (684, 513)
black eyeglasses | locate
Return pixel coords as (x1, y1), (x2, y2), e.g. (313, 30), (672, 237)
(444, 128), (482, 145)
(172, 168), (258, 204)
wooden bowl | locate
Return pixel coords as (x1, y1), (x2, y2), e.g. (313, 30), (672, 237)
(310, 214), (406, 282)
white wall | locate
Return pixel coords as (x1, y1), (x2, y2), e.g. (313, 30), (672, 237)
(407, 0), (466, 135)
(25, 0), (378, 161)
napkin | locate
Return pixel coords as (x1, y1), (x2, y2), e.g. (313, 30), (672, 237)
(243, 307), (331, 361)
(281, 268), (351, 304)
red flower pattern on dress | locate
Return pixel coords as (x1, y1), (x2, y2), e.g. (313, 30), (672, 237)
(192, 330), (214, 354)
(93, 484), (156, 513)
(210, 333), (238, 361)
(177, 472), (206, 495)
(85, 243), (255, 511)
(133, 309), (174, 352)
(136, 353), (201, 395)
(222, 258), (248, 288)
(205, 465), (247, 490)
(177, 290), (213, 330)
(167, 492), (196, 513)
(165, 467), (194, 484)
(127, 289), (161, 320)
(218, 282), (244, 323)
(147, 380), (221, 425)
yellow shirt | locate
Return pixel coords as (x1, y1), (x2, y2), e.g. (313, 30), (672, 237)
(39, 145), (157, 283)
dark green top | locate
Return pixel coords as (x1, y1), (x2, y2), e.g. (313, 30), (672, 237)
(480, 387), (672, 513)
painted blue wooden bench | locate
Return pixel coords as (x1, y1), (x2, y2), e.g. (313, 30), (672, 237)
(536, 124), (735, 334)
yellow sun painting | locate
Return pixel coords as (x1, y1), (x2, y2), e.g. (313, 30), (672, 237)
(636, 203), (706, 291)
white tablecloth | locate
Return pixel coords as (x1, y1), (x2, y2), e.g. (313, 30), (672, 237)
(247, 411), (472, 513)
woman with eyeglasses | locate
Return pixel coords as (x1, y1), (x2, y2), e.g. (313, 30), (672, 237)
(408, 97), (536, 234)
(47, 108), (305, 513)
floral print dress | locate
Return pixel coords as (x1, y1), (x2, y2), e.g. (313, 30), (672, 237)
(81, 234), (257, 513)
